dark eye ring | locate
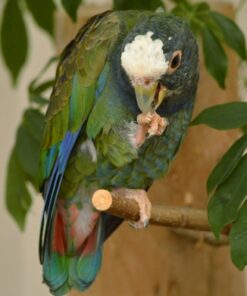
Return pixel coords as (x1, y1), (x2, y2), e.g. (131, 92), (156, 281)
(167, 50), (182, 74)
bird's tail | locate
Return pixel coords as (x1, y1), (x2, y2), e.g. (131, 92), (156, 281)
(42, 199), (104, 296)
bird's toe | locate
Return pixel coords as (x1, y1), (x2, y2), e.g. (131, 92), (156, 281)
(125, 189), (151, 229)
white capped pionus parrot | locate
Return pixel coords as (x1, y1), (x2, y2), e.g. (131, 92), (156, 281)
(39, 10), (199, 295)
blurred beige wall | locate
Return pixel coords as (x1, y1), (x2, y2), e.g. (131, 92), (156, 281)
(0, 8), (54, 296)
(0, 0), (247, 295)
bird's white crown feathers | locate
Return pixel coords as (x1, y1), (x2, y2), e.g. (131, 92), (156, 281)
(121, 31), (168, 82)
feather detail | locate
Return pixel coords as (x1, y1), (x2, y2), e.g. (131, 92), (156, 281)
(39, 9), (199, 296)
(43, 199), (103, 295)
(39, 130), (81, 264)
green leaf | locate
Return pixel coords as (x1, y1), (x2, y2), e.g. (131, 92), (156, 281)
(25, 0), (55, 37)
(172, 1), (210, 33)
(23, 109), (45, 144)
(113, 0), (164, 10)
(61, 0), (82, 22)
(210, 11), (246, 60)
(1, 0), (28, 85)
(208, 155), (247, 238)
(194, 2), (210, 12)
(207, 133), (247, 195)
(230, 201), (247, 270)
(15, 109), (44, 190)
(28, 57), (56, 106)
(242, 124), (247, 134)
(5, 148), (32, 230)
(29, 79), (53, 106)
(202, 27), (228, 88)
(29, 95), (49, 106)
(5, 108), (44, 229)
(191, 102), (247, 130)
(14, 109), (44, 189)
(15, 125), (40, 189)
(32, 56), (58, 81)
(28, 56), (57, 88)
(32, 79), (54, 94)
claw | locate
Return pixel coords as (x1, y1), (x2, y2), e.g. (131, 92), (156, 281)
(135, 112), (168, 147)
(148, 114), (168, 136)
(109, 188), (151, 229)
(128, 218), (149, 229)
(124, 189), (152, 229)
(137, 113), (153, 125)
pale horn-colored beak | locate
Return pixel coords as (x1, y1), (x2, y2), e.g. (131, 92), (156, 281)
(134, 81), (167, 114)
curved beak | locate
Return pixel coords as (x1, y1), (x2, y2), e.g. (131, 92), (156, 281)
(134, 82), (167, 114)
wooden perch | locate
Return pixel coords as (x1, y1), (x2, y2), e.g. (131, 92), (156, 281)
(92, 189), (228, 246)
(92, 189), (210, 231)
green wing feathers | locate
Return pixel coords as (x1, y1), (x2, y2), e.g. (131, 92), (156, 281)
(40, 12), (121, 182)
(97, 126), (138, 167)
(42, 12), (121, 150)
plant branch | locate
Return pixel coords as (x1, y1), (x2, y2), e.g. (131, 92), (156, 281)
(92, 189), (229, 246)
(92, 189), (211, 231)
(173, 229), (228, 246)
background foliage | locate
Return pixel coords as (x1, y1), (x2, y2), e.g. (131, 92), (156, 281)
(192, 102), (247, 270)
(1, 0), (246, 87)
(2, 0), (247, 270)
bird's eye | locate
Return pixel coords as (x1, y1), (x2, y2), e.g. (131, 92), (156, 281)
(167, 50), (182, 74)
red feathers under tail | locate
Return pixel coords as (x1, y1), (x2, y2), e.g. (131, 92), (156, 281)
(43, 199), (104, 296)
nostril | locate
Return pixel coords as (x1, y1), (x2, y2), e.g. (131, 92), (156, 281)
(144, 78), (151, 85)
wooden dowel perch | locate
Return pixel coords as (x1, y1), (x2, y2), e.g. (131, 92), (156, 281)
(92, 189), (210, 231)
(92, 189), (229, 246)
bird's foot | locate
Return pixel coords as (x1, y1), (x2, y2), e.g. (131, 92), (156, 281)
(137, 113), (153, 125)
(124, 189), (152, 229)
(147, 113), (168, 137)
(135, 112), (168, 147)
